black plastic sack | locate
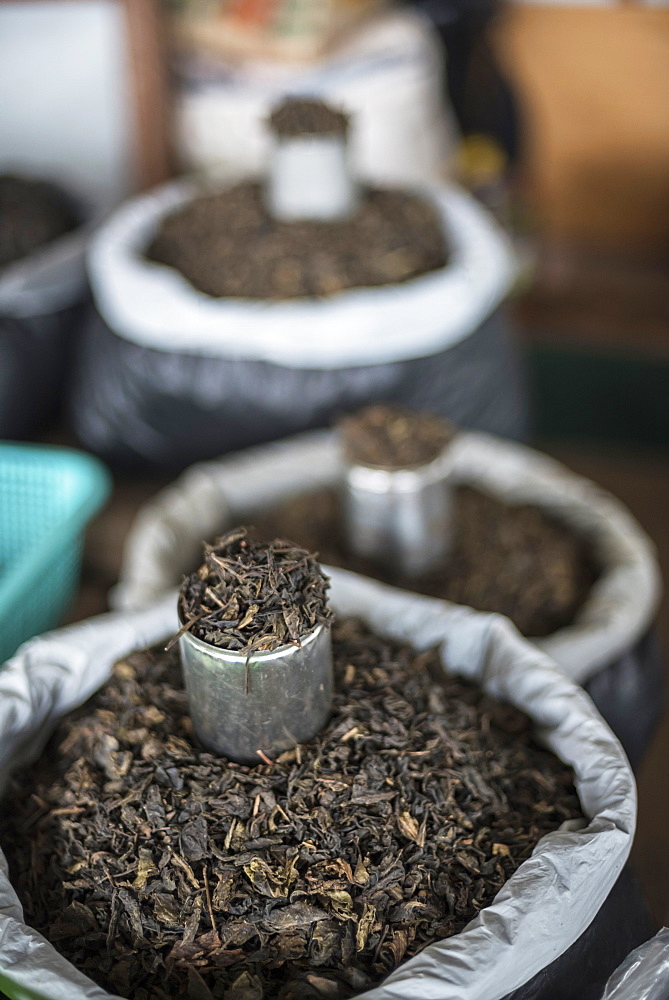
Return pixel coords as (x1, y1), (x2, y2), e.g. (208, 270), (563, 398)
(502, 865), (655, 1000)
(0, 221), (88, 439)
(585, 628), (664, 772)
(0, 303), (85, 439)
(71, 304), (528, 471)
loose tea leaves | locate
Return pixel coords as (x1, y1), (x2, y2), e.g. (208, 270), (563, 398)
(269, 98), (349, 138)
(340, 404), (455, 469)
(146, 182), (447, 299)
(177, 528), (333, 654)
(253, 487), (597, 638)
(1, 619), (582, 1000)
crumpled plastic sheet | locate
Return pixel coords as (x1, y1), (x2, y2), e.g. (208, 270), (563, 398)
(0, 226), (88, 318)
(87, 179), (514, 370)
(0, 570), (635, 1000)
(112, 429), (661, 687)
(600, 928), (669, 1000)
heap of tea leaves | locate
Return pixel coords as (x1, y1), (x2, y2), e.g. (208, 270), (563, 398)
(1, 619), (582, 1000)
(177, 528), (333, 655)
(254, 486), (597, 638)
(146, 182), (447, 300)
(269, 98), (349, 138)
(340, 404), (455, 469)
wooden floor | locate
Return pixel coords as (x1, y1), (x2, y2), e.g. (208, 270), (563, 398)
(72, 435), (669, 928)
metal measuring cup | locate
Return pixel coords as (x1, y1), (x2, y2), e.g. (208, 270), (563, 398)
(179, 620), (333, 765)
(266, 98), (358, 222)
(342, 440), (456, 580)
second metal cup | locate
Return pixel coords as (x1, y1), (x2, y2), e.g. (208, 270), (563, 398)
(343, 447), (454, 579)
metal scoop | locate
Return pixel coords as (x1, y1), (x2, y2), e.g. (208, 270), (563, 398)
(342, 445), (455, 579)
(179, 620), (333, 765)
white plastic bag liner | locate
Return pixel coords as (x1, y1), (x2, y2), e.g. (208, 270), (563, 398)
(0, 569), (635, 1000)
(600, 928), (669, 1000)
(0, 225), (88, 319)
(174, 10), (457, 188)
(87, 178), (514, 369)
(113, 429), (660, 688)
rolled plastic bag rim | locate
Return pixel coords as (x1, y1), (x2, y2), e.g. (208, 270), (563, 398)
(86, 178), (515, 370)
(112, 428), (662, 686)
(0, 570), (635, 1000)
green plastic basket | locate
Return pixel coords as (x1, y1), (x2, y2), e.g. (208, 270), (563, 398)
(0, 442), (111, 663)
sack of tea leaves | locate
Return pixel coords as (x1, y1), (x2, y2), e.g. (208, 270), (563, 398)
(0, 174), (88, 438)
(0, 570), (649, 1000)
(112, 428), (662, 770)
(70, 178), (525, 471)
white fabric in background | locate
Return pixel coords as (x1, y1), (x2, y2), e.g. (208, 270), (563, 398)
(0, 572), (634, 1000)
(174, 11), (457, 187)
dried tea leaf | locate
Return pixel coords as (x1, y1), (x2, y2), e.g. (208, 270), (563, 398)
(329, 858), (354, 883)
(243, 858), (281, 898)
(388, 929), (410, 966)
(305, 974), (343, 998)
(262, 902), (329, 933)
(212, 873), (235, 911)
(237, 604), (259, 630)
(187, 967), (215, 1000)
(49, 901), (98, 940)
(133, 847), (158, 889)
(355, 903), (377, 952)
(319, 889), (355, 922)
(353, 857), (370, 886)
(397, 811), (420, 843)
(153, 895), (181, 925)
(172, 851), (200, 889)
(118, 888), (143, 943)
(225, 970), (263, 1000)
(493, 843), (511, 857)
(181, 815), (209, 862)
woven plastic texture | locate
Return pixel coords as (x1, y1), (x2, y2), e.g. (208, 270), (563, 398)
(0, 443), (110, 662)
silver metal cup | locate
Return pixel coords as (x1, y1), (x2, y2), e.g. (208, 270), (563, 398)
(179, 622), (333, 764)
(267, 134), (359, 222)
(343, 447), (455, 579)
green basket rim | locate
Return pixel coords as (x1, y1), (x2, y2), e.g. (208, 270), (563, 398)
(0, 443), (111, 653)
